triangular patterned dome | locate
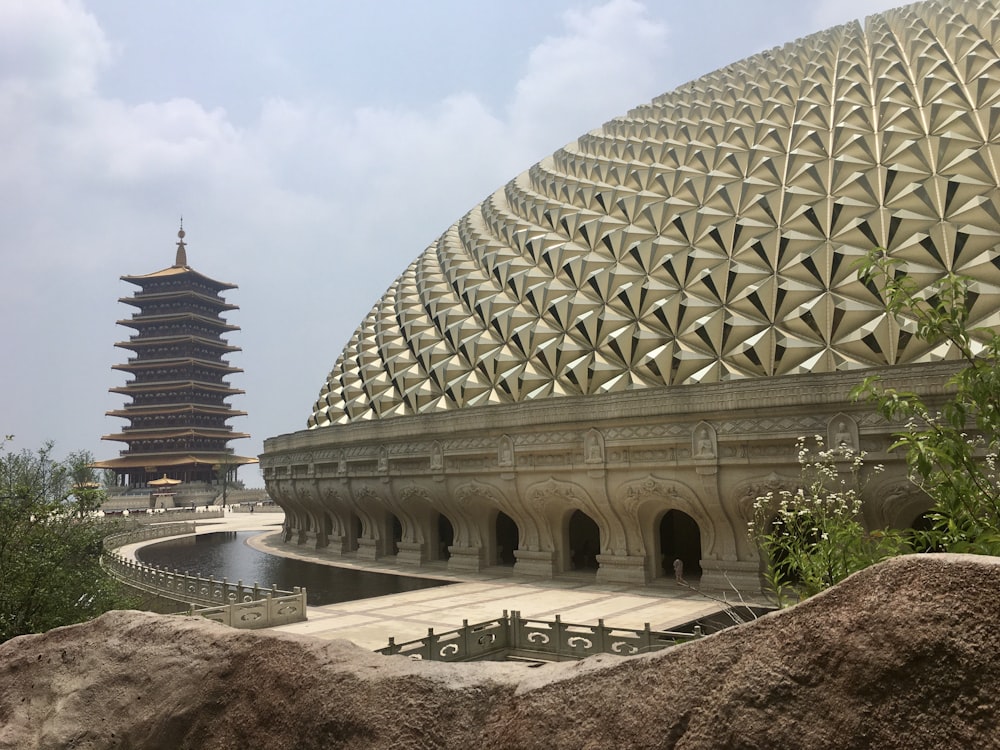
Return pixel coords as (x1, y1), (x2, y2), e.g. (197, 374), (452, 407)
(311, 0), (1000, 428)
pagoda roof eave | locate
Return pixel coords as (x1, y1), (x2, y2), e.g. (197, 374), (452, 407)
(121, 265), (237, 291)
(111, 359), (244, 374)
(105, 406), (248, 418)
(116, 314), (240, 332)
(114, 336), (241, 353)
(119, 291), (238, 311)
(102, 428), (251, 442)
(93, 454), (259, 469)
(108, 381), (245, 395)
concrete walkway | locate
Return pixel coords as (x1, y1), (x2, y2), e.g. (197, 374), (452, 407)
(127, 511), (732, 650)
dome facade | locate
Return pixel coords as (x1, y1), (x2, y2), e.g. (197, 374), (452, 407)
(263, 0), (998, 592)
(311, 0), (1000, 428)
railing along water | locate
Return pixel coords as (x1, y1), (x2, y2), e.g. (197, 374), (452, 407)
(102, 523), (307, 629)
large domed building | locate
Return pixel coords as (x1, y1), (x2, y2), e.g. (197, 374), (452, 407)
(261, 0), (1000, 590)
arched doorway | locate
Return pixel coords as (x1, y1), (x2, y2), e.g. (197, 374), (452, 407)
(495, 511), (519, 566)
(389, 514), (402, 556)
(350, 514), (362, 552)
(659, 509), (702, 580)
(437, 513), (454, 561)
(568, 510), (600, 571)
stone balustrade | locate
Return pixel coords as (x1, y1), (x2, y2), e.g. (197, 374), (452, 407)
(102, 523), (307, 629)
(378, 610), (706, 662)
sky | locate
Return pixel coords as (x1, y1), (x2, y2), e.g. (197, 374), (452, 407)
(0, 0), (903, 487)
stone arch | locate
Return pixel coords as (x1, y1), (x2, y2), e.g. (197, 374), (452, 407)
(291, 484), (324, 547)
(395, 484), (440, 564)
(617, 474), (715, 580)
(454, 479), (530, 566)
(525, 477), (610, 574)
(732, 473), (802, 564)
(318, 484), (362, 554)
(733, 474), (801, 526)
(658, 509), (702, 580)
(353, 485), (397, 559)
(865, 479), (933, 531)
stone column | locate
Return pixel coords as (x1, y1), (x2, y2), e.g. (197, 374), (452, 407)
(395, 541), (425, 566)
(513, 548), (556, 577)
(595, 553), (649, 585)
(447, 545), (484, 573)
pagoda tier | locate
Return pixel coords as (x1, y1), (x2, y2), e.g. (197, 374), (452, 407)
(106, 404), (248, 419)
(95, 227), (257, 487)
(111, 358), (243, 380)
(116, 334), (241, 356)
(119, 289), (238, 313)
(108, 382), (244, 412)
(117, 312), (240, 335)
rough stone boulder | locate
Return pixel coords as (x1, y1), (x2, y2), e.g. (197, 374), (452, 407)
(1, 554), (998, 749)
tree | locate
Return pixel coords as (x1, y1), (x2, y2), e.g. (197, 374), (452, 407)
(750, 435), (905, 606)
(852, 249), (1000, 554)
(0, 437), (135, 642)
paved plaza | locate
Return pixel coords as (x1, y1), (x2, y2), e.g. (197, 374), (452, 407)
(123, 511), (732, 650)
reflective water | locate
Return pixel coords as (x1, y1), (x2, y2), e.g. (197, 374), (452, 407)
(136, 530), (450, 606)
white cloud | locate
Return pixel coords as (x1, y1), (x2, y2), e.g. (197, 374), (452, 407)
(0, 0), (681, 481)
(509, 0), (669, 158)
(0, 0), (110, 100)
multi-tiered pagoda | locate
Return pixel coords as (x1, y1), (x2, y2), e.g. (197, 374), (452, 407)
(95, 227), (256, 487)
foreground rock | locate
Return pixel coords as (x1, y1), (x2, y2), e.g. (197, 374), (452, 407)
(1, 554), (998, 749)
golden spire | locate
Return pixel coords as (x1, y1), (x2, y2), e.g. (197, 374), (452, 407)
(174, 219), (187, 267)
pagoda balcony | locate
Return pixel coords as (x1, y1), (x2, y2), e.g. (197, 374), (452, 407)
(120, 290), (238, 310)
(118, 371), (238, 385)
(117, 313), (239, 331)
(107, 405), (247, 417)
(111, 383), (244, 397)
(114, 358), (242, 373)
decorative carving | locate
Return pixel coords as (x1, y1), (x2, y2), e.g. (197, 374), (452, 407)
(620, 475), (686, 516)
(454, 481), (505, 508)
(829, 414), (858, 451)
(430, 441), (444, 471)
(400, 485), (434, 504)
(526, 478), (585, 507)
(733, 473), (800, 522)
(585, 428), (605, 464)
(354, 486), (380, 503)
(693, 422), (717, 459)
(611, 641), (638, 655)
(498, 435), (514, 467)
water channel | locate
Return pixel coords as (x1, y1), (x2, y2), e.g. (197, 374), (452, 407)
(136, 530), (451, 606)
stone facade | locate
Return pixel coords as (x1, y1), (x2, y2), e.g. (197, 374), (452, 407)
(262, 363), (945, 591)
(262, 0), (998, 591)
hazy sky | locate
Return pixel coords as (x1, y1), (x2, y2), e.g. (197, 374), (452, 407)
(0, 0), (902, 486)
